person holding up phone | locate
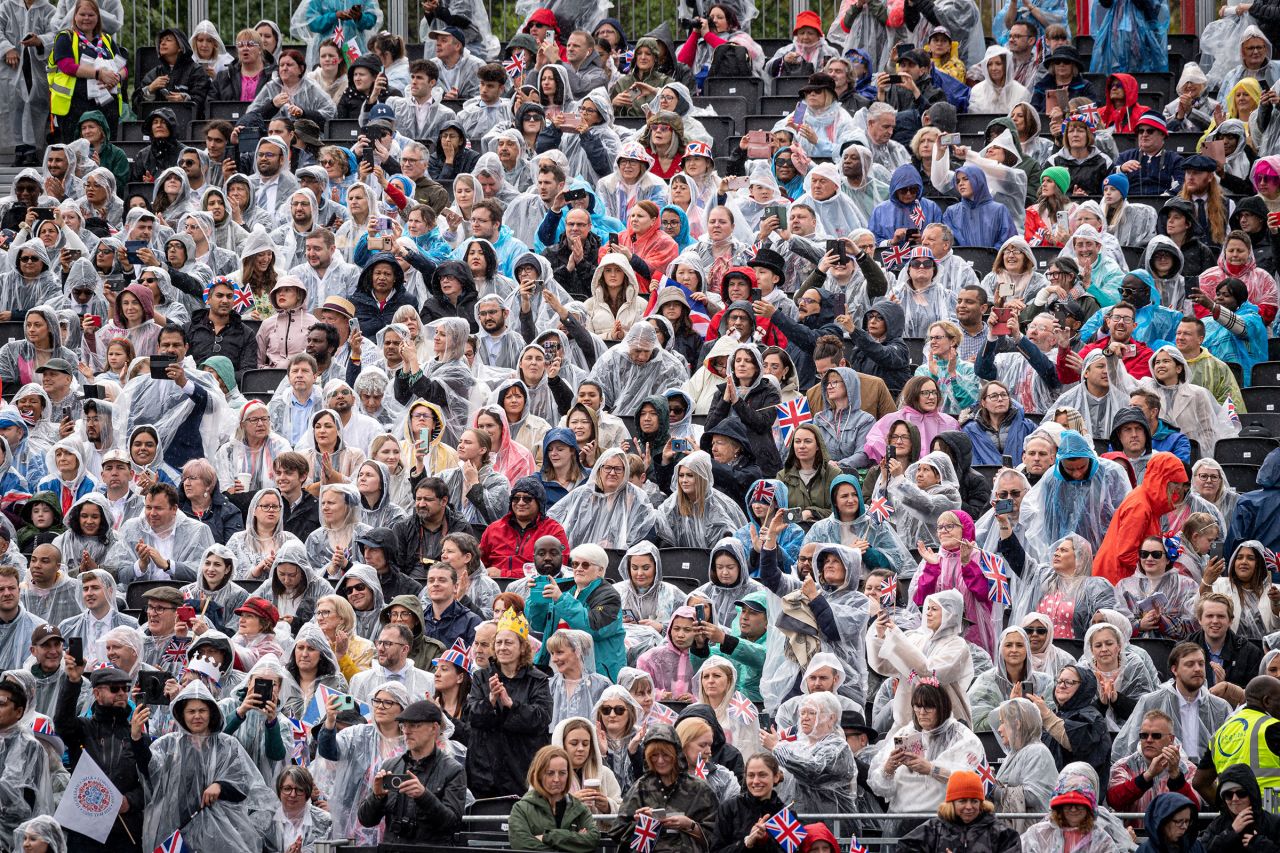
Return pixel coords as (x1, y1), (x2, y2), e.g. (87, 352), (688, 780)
(967, 626), (1055, 732)
(221, 655), (290, 779)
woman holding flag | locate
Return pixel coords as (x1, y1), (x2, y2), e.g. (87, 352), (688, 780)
(764, 692), (856, 829)
(612, 723), (719, 853)
(910, 510), (1002, 656)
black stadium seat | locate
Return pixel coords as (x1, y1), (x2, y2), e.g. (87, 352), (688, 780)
(605, 548), (627, 581)
(1251, 361), (1280, 387)
(239, 368), (287, 393)
(1221, 463), (1260, 492)
(0, 321), (24, 345)
(1244, 386), (1280, 415)
(954, 246), (997, 276)
(692, 95), (746, 134)
(703, 76), (762, 107)
(125, 580), (185, 611)
(660, 548), (711, 581)
(1215, 437), (1279, 465)
(774, 76), (807, 99)
(207, 101), (253, 122)
(956, 113), (1003, 134)
(1238, 411), (1280, 436)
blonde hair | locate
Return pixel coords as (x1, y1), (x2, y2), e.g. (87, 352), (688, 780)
(319, 594), (356, 634)
(937, 800), (994, 821)
(675, 717), (713, 750)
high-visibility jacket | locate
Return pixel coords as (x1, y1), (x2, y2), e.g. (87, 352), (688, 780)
(47, 30), (121, 117)
(1210, 707), (1280, 802)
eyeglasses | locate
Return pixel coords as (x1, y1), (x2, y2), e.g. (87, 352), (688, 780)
(985, 392), (1010, 401)
(146, 604), (176, 613)
(511, 494), (536, 504)
(244, 416), (269, 425)
(1056, 678), (1080, 687)
(236, 40), (261, 47)
(280, 785), (308, 795)
(1138, 731), (1167, 740)
(19, 256), (41, 263)
(570, 561), (598, 569)
(599, 705), (629, 715)
(1168, 819), (1192, 829)
(1136, 127), (1161, 136)
(937, 522), (960, 532)
(1024, 626), (1049, 635)
(909, 259), (934, 269)
(370, 697), (400, 708)
(258, 504), (281, 512)
(1138, 549), (1165, 560)
(599, 464), (625, 475)
(139, 277), (157, 284)
(375, 639), (408, 648)
(995, 490), (1023, 499)
(179, 159), (198, 167)
(919, 389), (940, 398)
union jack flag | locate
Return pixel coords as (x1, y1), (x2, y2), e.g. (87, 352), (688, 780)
(31, 715), (54, 737)
(1031, 226), (1051, 247)
(849, 835), (868, 853)
(504, 54), (525, 80)
(1078, 102), (1101, 126)
(728, 692), (758, 724)
(909, 204), (925, 227)
(749, 480), (777, 506)
(763, 806), (807, 853)
(153, 829), (189, 853)
(746, 240), (765, 259)
(880, 242), (911, 270)
(643, 276), (711, 337)
(162, 637), (190, 667)
(646, 703), (677, 725)
(775, 725), (798, 742)
(877, 576), (896, 607)
(289, 717), (311, 766)
(693, 755), (708, 779)
(979, 551), (1011, 606)
(632, 812), (661, 853)
(1266, 547), (1280, 583)
(973, 758), (999, 796)
(868, 496), (893, 525)
(1223, 397), (1241, 427)
(1161, 530), (1182, 562)
(775, 398), (813, 444)
(620, 49), (635, 72)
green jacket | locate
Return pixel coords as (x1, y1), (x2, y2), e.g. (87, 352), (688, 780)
(507, 789), (600, 853)
(81, 110), (130, 194)
(778, 462), (842, 522)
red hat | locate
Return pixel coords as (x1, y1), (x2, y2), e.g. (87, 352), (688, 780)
(235, 597), (279, 629)
(793, 10), (824, 36)
(1135, 113), (1168, 135)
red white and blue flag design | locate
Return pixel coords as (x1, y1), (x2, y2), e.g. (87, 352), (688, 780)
(643, 275), (712, 337)
(153, 829), (189, 853)
(775, 398), (813, 444)
(728, 692), (758, 724)
(632, 812), (661, 853)
(763, 806), (807, 853)
(979, 550), (1011, 606)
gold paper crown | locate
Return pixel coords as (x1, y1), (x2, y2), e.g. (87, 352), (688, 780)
(496, 608), (530, 639)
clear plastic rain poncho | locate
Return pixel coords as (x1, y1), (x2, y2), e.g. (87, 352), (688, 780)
(312, 680), (410, 846)
(689, 537), (765, 628)
(182, 544), (250, 634)
(548, 630), (613, 731)
(423, 318), (478, 445)
(890, 263), (961, 339)
(868, 707), (984, 821)
(1021, 762), (1137, 853)
(227, 489), (303, 581)
(304, 483), (371, 573)
(887, 450), (962, 549)
(187, 630), (248, 701)
(216, 652), (296, 783)
(866, 589), (975, 728)
(355, 459), (408, 529)
(774, 691), (858, 818)
(1078, 619), (1159, 731)
(251, 542), (334, 629)
(966, 626), (1056, 732)
(804, 475), (917, 576)
(339, 563), (387, 641)
(591, 684), (645, 792)
(281, 620), (348, 719)
(548, 447), (658, 550)
(140, 680), (276, 853)
(1021, 430), (1132, 557)
(990, 697), (1061, 816)
(11, 816), (65, 853)
(113, 353), (233, 463)
(1011, 533), (1118, 639)
(51, 492), (118, 573)
(693, 655), (762, 757)
(585, 323), (690, 418)
(653, 451), (748, 548)
(0, 697), (52, 843)
(1088, 0), (1169, 73)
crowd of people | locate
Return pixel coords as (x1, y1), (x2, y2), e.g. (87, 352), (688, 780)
(0, 0), (1279, 851)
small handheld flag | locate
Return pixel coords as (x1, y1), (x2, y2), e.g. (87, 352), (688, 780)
(728, 692), (758, 724)
(153, 829), (189, 853)
(979, 551), (1011, 606)
(504, 54), (525, 80)
(631, 812), (661, 853)
(909, 204), (925, 227)
(849, 835), (868, 853)
(1223, 397), (1241, 428)
(646, 703), (677, 725)
(880, 243), (911, 269)
(973, 758), (999, 796)
(289, 717), (311, 766)
(868, 496), (894, 525)
(776, 398), (813, 444)
(763, 806), (807, 853)
(775, 725), (798, 743)
(643, 276), (711, 337)
(693, 755), (708, 779)
(877, 575), (896, 608)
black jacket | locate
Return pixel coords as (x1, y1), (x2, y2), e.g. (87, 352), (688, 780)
(132, 29), (213, 117)
(336, 53), (401, 120)
(420, 260), (480, 331)
(543, 231), (602, 301)
(699, 416), (764, 508)
(129, 107), (183, 182)
(356, 747), (468, 844)
(211, 58), (273, 103)
(389, 507), (475, 579)
(848, 298), (912, 395)
(465, 663), (552, 798)
(180, 489), (245, 545)
(1188, 628), (1263, 689)
(1159, 197), (1218, 277)
(54, 677), (145, 850)
(713, 790), (786, 853)
(1231, 196), (1280, 277)
(282, 490), (321, 541)
(1202, 765), (1280, 853)
(899, 812), (1023, 853)
(189, 308), (258, 374)
(706, 378), (782, 479)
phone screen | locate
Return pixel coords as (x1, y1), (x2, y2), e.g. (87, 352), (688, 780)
(792, 103), (807, 125)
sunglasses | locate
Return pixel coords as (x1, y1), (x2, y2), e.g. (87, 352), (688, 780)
(344, 583), (368, 593)
(1138, 549), (1165, 560)
(599, 705), (629, 715)
(1138, 732), (1166, 740)
(1024, 626), (1049, 635)
(511, 494), (536, 504)
(101, 683), (129, 693)
(1222, 789), (1250, 800)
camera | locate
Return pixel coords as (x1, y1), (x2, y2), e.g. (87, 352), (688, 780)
(679, 17), (701, 31)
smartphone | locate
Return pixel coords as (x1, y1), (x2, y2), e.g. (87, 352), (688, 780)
(826, 238), (848, 260)
(563, 188), (587, 202)
(138, 671), (170, 705)
(886, 444), (896, 464)
(746, 130), (771, 158)
(531, 279), (545, 297)
(1020, 680), (1035, 695)
(253, 678), (273, 704)
(374, 215), (394, 233)
(622, 609), (639, 623)
(177, 605), (197, 623)
(348, 316), (360, 335)
(68, 636), (84, 667)
(606, 232), (619, 246)
(764, 204), (788, 223)
(749, 287), (762, 302)
(887, 73), (902, 85)
(781, 508), (803, 524)
(1209, 541), (1224, 561)
(1127, 343), (1138, 358)
(938, 133), (961, 147)
(81, 384), (105, 400)
(125, 239), (147, 266)
(994, 498), (1014, 515)
(362, 145), (376, 168)
(1054, 304), (1069, 326)
(650, 809), (667, 821)
(671, 437), (693, 453)
(1001, 454), (1014, 469)
(694, 604), (707, 623)
(33, 207), (55, 222)
(991, 306), (1013, 336)
(148, 356), (175, 380)
(792, 103), (807, 125)
(1204, 139), (1226, 164)
(1185, 277), (1200, 299)
(1051, 88), (1070, 113)
(893, 733), (907, 748)
(333, 693), (359, 714)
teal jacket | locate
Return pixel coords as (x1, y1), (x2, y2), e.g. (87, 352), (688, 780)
(691, 616), (767, 701)
(525, 575), (626, 679)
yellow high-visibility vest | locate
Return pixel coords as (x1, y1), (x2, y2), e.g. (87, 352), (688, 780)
(48, 31), (120, 117)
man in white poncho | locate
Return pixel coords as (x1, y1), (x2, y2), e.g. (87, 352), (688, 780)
(585, 323), (689, 418)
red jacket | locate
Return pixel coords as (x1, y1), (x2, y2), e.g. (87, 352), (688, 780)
(479, 512), (569, 578)
(1093, 452), (1189, 584)
(1099, 73), (1151, 133)
(1057, 336), (1154, 384)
